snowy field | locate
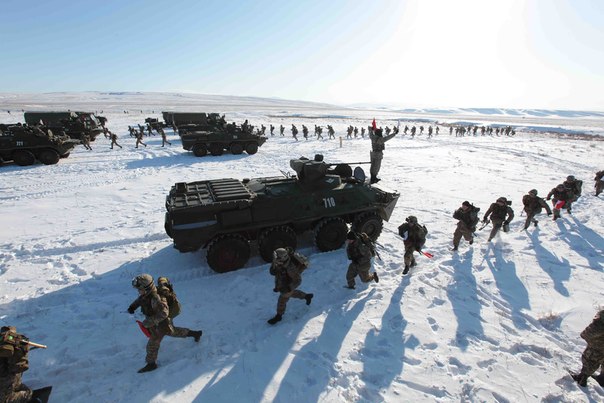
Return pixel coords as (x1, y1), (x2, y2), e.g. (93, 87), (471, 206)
(1, 92), (603, 402)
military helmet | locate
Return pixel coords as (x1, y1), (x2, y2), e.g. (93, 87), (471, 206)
(496, 197), (507, 204)
(556, 184), (565, 190)
(273, 248), (290, 264)
(406, 215), (418, 224)
(528, 189), (538, 196)
(567, 175), (575, 181)
(132, 274), (154, 291)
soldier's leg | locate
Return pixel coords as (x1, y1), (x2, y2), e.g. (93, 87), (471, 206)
(596, 182), (603, 196)
(146, 328), (166, 364)
(170, 326), (190, 338)
(404, 245), (414, 268)
(523, 211), (535, 230)
(359, 269), (374, 283)
(581, 347), (604, 377)
(488, 219), (502, 241)
(453, 226), (463, 249)
(277, 291), (292, 315)
(0, 374), (33, 403)
(346, 263), (359, 287)
(290, 289), (307, 300)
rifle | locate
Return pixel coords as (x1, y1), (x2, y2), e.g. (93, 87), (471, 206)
(326, 161), (371, 166)
(478, 219), (490, 231)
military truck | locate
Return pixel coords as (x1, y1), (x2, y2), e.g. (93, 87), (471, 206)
(24, 111), (103, 141)
(164, 155), (399, 272)
(171, 112), (223, 127)
(0, 124), (79, 166)
(162, 112), (174, 126)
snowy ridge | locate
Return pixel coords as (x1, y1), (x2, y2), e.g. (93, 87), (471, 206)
(0, 93), (603, 402)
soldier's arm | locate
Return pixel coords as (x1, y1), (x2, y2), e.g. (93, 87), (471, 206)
(506, 207), (514, 222)
(540, 198), (552, 214)
(483, 205), (493, 221)
(384, 132), (397, 141)
(128, 297), (142, 313)
(147, 295), (169, 326)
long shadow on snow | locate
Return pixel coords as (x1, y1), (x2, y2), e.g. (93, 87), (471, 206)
(270, 289), (376, 403)
(358, 278), (418, 399)
(484, 244), (531, 330)
(556, 217), (604, 271)
(446, 248), (485, 350)
(527, 228), (571, 296)
(0, 245), (216, 403)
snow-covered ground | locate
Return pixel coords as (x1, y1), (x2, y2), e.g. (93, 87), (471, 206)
(1, 92), (603, 402)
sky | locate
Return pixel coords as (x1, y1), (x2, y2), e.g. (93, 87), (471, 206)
(0, 0), (603, 110)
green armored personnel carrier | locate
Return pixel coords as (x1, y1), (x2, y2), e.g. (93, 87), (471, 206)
(0, 124), (79, 166)
(24, 111), (103, 141)
(164, 155), (399, 272)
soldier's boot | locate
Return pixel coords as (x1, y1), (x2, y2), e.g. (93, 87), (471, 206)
(267, 314), (283, 325)
(373, 272), (379, 283)
(571, 372), (588, 387)
(188, 330), (202, 342)
(469, 237), (474, 245)
(344, 284), (355, 289)
(403, 265), (410, 275)
(305, 293), (314, 305)
(592, 372), (604, 387)
(553, 210), (561, 220)
(138, 362), (158, 373)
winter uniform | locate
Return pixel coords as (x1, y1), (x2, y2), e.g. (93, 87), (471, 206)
(563, 175), (583, 202)
(452, 201), (480, 250)
(128, 274), (201, 373)
(522, 190), (551, 229)
(345, 232), (379, 288)
(546, 184), (573, 220)
(0, 326), (33, 403)
(482, 197), (514, 241)
(572, 310), (604, 387)
(268, 248), (313, 324)
(398, 216), (428, 274)
(369, 128), (396, 184)
(594, 171), (603, 197)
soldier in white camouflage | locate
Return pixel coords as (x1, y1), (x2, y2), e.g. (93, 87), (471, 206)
(128, 274), (201, 373)
(571, 309), (604, 387)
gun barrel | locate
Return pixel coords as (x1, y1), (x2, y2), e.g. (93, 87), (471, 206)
(327, 161), (371, 166)
(26, 341), (47, 349)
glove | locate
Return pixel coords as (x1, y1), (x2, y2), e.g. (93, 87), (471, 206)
(273, 287), (278, 293)
(127, 306), (135, 314)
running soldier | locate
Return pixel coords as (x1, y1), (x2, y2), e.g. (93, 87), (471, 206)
(452, 201), (480, 251)
(345, 231), (379, 289)
(521, 189), (551, 229)
(270, 124), (275, 136)
(482, 197), (514, 242)
(398, 216), (428, 275)
(128, 274), (202, 373)
(81, 134), (92, 150)
(110, 131), (122, 149)
(361, 127), (366, 138)
(547, 184), (573, 220)
(570, 308), (604, 387)
(279, 124), (285, 136)
(159, 127), (171, 147)
(346, 126), (353, 139)
(595, 170), (604, 196)
(327, 125), (335, 139)
(291, 124), (299, 141)
(267, 248), (313, 325)
(369, 124), (396, 184)
(135, 131), (147, 148)
(563, 175), (583, 205)
(302, 125), (308, 140)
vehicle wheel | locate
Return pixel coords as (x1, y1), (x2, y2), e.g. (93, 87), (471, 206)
(60, 152), (70, 158)
(352, 211), (383, 241)
(192, 144), (207, 157)
(12, 150), (35, 166)
(209, 143), (224, 156)
(258, 226), (297, 262)
(314, 217), (348, 252)
(245, 142), (259, 155)
(207, 234), (250, 273)
(230, 143), (244, 155)
(38, 149), (60, 165)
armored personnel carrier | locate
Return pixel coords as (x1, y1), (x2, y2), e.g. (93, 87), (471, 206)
(24, 111), (103, 141)
(164, 155), (399, 272)
(0, 124), (79, 166)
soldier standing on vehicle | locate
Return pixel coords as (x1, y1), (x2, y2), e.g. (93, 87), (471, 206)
(482, 197), (514, 242)
(345, 231), (379, 289)
(369, 121), (396, 184)
(128, 274), (202, 373)
(81, 133), (92, 150)
(135, 131), (147, 148)
(267, 248), (313, 325)
(570, 308), (604, 388)
(110, 131), (122, 149)
(398, 216), (428, 275)
(159, 127), (171, 147)
(595, 170), (604, 196)
(452, 201), (479, 251)
(521, 189), (551, 229)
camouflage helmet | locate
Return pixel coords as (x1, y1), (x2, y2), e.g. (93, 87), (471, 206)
(567, 175), (575, 181)
(406, 215), (418, 224)
(556, 184), (565, 190)
(528, 189), (538, 196)
(496, 197), (507, 204)
(132, 274), (154, 291)
(273, 248), (290, 264)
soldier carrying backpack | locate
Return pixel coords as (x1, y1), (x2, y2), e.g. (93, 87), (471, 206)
(345, 231), (379, 289)
(482, 197), (514, 242)
(452, 201), (479, 251)
(398, 216), (428, 274)
(522, 189), (551, 229)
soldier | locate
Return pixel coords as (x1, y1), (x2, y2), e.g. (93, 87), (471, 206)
(449, 126), (453, 135)
(81, 133), (92, 150)
(110, 131), (122, 149)
(419, 126), (424, 135)
(267, 248), (313, 325)
(547, 184), (573, 220)
(354, 127), (359, 138)
(291, 124), (298, 141)
(138, 124), (146, 136)
(159, 127), (171, 147)
(482, 197), (514, 242)
(410, 126), (416, 137)
(346, 125), (353, 139)
(242, 120), (250, 132)
(0, 326), (32, 402)
(570, 308), (604, 387)
(595, 170), (604, 196)
(279, 124), (285, 136)
(404, 125), (409, 134)
(398, 216), (428, 275)
(128, 274), (202, 373)
(369, 125), (396, 184)
(435, 126), (439, 135)
(316, 126), (323, 140)
(361, 127), (366, 138)
(135, 131), (147, 148)
(302, 125), (308, 140)
(345, 231), (379, 289)
(260, 125), (267, 135)
(563, 175), (583, 205)
(452, 201), (480, 251)
(427, 126), (433, 138)
(270, 124), (275, 136)
(146, 123), (153, 136)
(521, 189), (551, 229)
(327, 125), (335, 139)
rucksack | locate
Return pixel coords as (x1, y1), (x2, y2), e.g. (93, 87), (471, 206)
(469, 206), (480, 227)
(289, 249), (309, 272)
(157, 277), (181, 319)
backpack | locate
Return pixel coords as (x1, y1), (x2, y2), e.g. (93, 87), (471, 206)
(468, 206), (480, 228)
(0, 327), (29, 375)
(359, 232), (377, 257)
(157, 277), (181, 319)
(289, 249), (309, 272)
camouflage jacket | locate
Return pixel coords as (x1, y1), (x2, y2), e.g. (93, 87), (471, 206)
(546, 187), (572, 202)
(129, 288), (170, 331)
(0, 329), (29, 377)
(453, 206), (480, 229)
(270, 256), (306, 292)
(346, 238), (372, 265)
(581, 310), (604, 350)
(522, 195), (551, 215)
(398, 222), (427, 250)
(483, 203), (514, 222)
(369, 132), (396, 152)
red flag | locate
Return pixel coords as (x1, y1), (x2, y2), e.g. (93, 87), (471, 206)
(372, 118), (377, 131)
(136, 320), (151, 338)
(555, 200), (566, 209)
(420, 251), (434, 259)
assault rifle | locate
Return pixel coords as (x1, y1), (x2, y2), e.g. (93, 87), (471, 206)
(478, 219), (491, 231)
(1, 330), (47, 349)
